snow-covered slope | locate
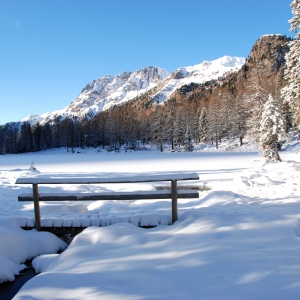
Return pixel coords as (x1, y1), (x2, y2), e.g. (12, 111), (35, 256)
(21, 66), (169, 125)
(66, 66), (170, 119)
(21, 56), (245, 125)
(151, 56), (245, 104)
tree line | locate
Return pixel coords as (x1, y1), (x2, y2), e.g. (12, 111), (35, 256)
(0, 83), (291, 155)
(0, 94), (241, 154)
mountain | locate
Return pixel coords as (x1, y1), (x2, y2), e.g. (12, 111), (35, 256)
(21, 66), (169, 125)
(146, 56), (245, 105)
(21, 56), (244, 126)
(2, 34), (292, 154)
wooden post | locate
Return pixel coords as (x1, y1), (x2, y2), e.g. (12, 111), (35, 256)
(32, 184), (41, 231)
(171, 180), (178, 224)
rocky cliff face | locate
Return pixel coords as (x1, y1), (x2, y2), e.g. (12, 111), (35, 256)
(67, 66), (170, 118)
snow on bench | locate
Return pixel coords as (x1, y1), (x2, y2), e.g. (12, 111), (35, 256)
(15, 173), (199, 184)
(16, 173), (199, 231)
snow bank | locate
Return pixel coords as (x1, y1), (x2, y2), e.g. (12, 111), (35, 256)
(0, 218), (67, 283)
(0, 148), (300, 298)
(16, 203), (300, 299)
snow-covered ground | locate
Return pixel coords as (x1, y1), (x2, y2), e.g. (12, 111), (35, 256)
(0, 139), (300, 299)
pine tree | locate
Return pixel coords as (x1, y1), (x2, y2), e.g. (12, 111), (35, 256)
(207, 102), (222, 149)
(5, 126), (18, 154)
(0, 126), (3, 154)
(32, 122), (42, 152)
(198, 107), (207, 142)
(260, 94), (287, 161)
(174, 108), (186, 147)
(289, 0), (300, 33)
(247, 62), (270, 142)
(42, 122), (51, 150)
(138, 110), (151, 148)
(220, 94), (234, 140)
(232, 97), (248, 146)
(18, 122), (33, 153)
(184, 127), (194, 152)
(281, 0), (300, 132)
(164, 105), (176, 151)
(151, 108), (166, 152)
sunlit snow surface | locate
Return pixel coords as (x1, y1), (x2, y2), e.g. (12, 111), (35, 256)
(1, 141), (300, 299)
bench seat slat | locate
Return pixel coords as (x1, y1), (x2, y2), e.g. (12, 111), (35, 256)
(18, 190), (199, 201)
(15, 172), (199, 185)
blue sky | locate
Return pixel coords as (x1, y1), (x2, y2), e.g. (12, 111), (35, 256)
(0, 0), (294, 125)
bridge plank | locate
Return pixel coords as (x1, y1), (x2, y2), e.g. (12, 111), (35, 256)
(18, 190), (199, 201)
(16, 173), (200, 230)
(15, 173), (199, 185)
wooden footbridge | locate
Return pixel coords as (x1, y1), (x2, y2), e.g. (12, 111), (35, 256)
(16, 173), (199, 234)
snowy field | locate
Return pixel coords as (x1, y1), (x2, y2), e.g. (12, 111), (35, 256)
(1, 142), (300, 299)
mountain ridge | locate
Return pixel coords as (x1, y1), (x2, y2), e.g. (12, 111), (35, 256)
(20, 56), (244, 126)
(0, 34), (292, 154)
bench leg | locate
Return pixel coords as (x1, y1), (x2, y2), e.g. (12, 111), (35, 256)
(32, 184), (41, 231)
(171, 180), (178, 224)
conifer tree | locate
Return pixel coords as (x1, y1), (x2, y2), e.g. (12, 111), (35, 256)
(260, 94), (287, 161)
(220, 94), (234, 140)
(184, 127), (194, 152)
(42, 122), (51, 150)
(0, 126), (3, 154)
(207, 102), (222, 149)
(164, 105), (176, 150)
(138, 110), (151, 148)
(18, 122), (33, 153)
(232, 97), (247, 146)
(174, 108), (186, 147)
(281, 0), (300, 132)
(247, 62), (270, 142)
(32, 122), (42, 152)
(198, 107), (207, 142)
(151, 108), (166, 152)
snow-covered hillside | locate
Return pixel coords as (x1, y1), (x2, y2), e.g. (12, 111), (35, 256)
(21, 56), (245, 126)
(151, 55), (245, 104)
(67, 66), (170, 118)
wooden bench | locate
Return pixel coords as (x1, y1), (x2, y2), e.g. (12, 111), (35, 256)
(16, 173), (199, 232)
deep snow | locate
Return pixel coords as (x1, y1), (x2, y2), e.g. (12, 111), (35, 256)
(0, 140), (300, 299)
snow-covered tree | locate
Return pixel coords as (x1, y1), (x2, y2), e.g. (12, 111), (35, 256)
(174, 107), (187, 147)
(138, 110), (151, 148)
(151, 108), (166, 152)
(207, 102), (222, 149)
(260, 94), (287, 161)
(220, 94), (234, 140)
(198, 107), (207, 142)
(289, 0), (300, 34)
(247, 62), (270, 142)
(231, 97), (247, 146)
(281, 0), (300, 131)
(184, 127), (194, 152)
